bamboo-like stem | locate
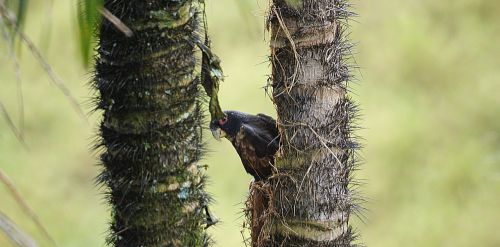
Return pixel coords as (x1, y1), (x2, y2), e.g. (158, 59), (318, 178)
(250, 0), (361, 246)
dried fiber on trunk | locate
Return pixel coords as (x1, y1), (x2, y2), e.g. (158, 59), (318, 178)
(249, 0), (362, 246)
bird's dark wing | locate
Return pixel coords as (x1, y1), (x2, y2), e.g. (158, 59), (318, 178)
(256, 113), (279, 138)
(241, 114), (279, 155)
(233, 124), (278, 180)
(240, 122), (279, 158)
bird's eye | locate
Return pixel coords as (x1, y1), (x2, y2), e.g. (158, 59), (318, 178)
(218, 118), (227, 126)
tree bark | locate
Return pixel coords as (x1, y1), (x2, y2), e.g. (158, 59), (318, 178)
(255, 0), (359, 246)
(94, 1), (211, 246)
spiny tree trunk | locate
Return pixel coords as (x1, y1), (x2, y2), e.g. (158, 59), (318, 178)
(94, 1), (212, 246)
(255, 0), (359, 246)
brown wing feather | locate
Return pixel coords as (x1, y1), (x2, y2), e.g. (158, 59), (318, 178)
(233, 126), (274, 180)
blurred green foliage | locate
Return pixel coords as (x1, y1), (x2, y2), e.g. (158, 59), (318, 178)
(0, 0), (499, 246)
(76, 0), (102, 67)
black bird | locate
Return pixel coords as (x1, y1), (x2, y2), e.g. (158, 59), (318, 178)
(210, 111), (280, 180)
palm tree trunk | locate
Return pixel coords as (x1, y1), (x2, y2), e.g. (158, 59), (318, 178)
(257, 0), (359, 246)
(94, 1), (211, 246)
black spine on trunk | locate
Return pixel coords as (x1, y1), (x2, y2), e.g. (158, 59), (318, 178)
(259, 0), (362, 246)
(93, 1), (212, 246)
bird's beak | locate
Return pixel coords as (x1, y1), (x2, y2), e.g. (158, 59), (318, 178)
(211, 128), (226, 141)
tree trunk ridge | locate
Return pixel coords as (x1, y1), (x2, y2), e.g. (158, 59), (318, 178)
(260, 0), (360, 246)
(94, 1), (211, 246)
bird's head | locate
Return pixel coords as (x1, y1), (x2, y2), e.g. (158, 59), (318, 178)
(209, 111), (245, 141)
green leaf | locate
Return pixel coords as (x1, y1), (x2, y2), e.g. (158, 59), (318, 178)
(15, 0), (28, 32)
(76, 0), (102, 67)
(2, 0), (29, 40)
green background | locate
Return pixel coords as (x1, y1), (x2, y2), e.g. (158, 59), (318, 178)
(1, 0), (499, 246)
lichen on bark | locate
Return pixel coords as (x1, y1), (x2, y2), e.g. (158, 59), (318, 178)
(93, 1), (214, 246)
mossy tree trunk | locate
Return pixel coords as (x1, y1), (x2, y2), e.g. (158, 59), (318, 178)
(94, 1), (212, 246)
(257, 0), (359, 246)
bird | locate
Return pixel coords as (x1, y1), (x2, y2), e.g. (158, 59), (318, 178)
(209, 111), (280, 180)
